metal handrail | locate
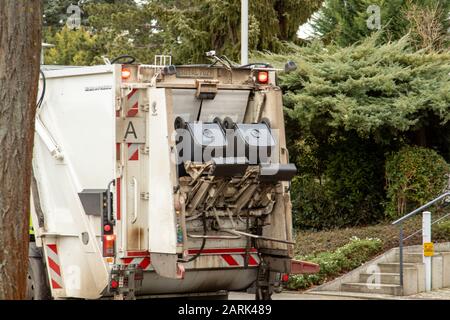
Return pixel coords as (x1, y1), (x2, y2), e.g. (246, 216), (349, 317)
(404, 212), (450, 241)
(391, 191), (450, 294)
(392, 192), (450, 225)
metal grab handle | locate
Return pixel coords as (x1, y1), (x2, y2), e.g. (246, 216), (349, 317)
(106, 180), (116, 225)
(132, 177), (138, 224)
(188, 234), (241, 240)
(225, 229), (296, 245)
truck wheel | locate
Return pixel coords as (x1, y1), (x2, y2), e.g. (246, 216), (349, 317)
(255, 288), (272, 300)
(255, 261), (273, 300)
(204, 293), (229, 300)
(26, 243), (51, 300)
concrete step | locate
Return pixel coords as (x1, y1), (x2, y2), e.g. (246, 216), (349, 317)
(378, 262), (419, 273)
(341, 282), (402, 296)
(359, 272), (400, 285)
(394, 252), (450, 263)
(401, 253), (424, 263)
(308, 290), (407, 300)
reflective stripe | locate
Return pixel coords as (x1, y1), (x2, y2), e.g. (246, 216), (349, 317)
(46, 244), (64, 289)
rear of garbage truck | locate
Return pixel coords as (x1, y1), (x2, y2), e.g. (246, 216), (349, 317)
(30, 58), (318, 300)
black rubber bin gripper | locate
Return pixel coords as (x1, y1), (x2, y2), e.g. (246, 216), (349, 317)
(259, 163), (298, 182)
(184, 122), (227, 163)
(233, 123), (276, 165)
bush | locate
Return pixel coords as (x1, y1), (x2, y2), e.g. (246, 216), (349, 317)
(323, 136), (386, 225)
(287, 237), (383, 290)
(291, 175), (333, 230)
(291, 133), (386, 230)
(385, 146), (449, 219)
(433, 220), (450, 241)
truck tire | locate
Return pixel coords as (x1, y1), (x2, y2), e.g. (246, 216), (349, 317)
(187, 291), (229, 300)
(26, 243), (51, 300)
(255, 289), (272, 300)
(203, 293), (229, 300)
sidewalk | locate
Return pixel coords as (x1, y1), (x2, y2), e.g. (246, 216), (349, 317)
(229, 291), (361, 300)
(409, 288), (450, 300)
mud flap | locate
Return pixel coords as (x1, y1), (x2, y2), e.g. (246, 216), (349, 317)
(146, 88), (181, 279)
(290, 260), (320, 275)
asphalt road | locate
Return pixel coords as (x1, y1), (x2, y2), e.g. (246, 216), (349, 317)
(231, 288), (450, 300)
(229, 291), (360, 300)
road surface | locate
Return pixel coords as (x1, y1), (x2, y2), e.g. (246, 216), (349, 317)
(229, 291), (360, 300)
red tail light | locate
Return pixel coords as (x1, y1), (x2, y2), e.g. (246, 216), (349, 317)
(282, 274), (289, 282)
(110, 279), (119, 289)
(103, 235), (116, 257)
(257, 71), (269, 84)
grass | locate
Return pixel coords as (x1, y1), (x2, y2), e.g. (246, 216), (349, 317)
(288, 237), (383, 290)
(294, 215), (436, 257)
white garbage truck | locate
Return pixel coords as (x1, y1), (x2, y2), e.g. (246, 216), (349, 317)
(28, 55), (318, 300)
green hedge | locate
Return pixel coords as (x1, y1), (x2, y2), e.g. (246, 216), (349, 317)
(291, 133), (386, 230)
(385, 146), (450, 219)
(287, 237), (383, 290)
(433, 220), (450, 240)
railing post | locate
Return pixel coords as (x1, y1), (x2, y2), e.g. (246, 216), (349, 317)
(399, 224), (404, 290)
(423, 211), (432, 292)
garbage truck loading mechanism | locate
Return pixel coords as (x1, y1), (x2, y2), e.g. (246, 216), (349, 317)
(29, 60), (319, 300)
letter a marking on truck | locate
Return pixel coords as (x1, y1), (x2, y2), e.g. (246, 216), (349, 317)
(124, 121), (138, 140)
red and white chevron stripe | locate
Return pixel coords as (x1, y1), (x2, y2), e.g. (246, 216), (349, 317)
(46, 244), (64, 289)
(221, 253), (260, 266)
(122, 257), (152, 271)
(120, 249), (260, 270)
(128, 143), (139, 161)
(126, 89), (139, 117)
(188, 248), (260, 267)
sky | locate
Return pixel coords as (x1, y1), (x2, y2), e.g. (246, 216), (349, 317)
(297, 10), (322, 40)
(298, 22), (315, 40)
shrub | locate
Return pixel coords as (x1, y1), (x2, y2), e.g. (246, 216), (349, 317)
(385, 146), (449, 219)
(433, 220), (450, 241)
(291, 132), (386, 230)
(287, 237), (383, 290)
(323, 135), (386, 226)
(291, 175), (333, 230)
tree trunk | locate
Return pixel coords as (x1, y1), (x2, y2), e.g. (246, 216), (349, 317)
(0, 1), (42, 300)
(415, 127), (427, 147)
(274, 0), (289, 41)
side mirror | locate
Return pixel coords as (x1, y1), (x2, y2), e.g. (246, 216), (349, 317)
(285, 61), (297, 73)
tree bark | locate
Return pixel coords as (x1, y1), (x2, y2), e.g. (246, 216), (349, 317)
(0, 1), (42, 300)
(415, 127), (427, 147)
(274, 0), (289, 41)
